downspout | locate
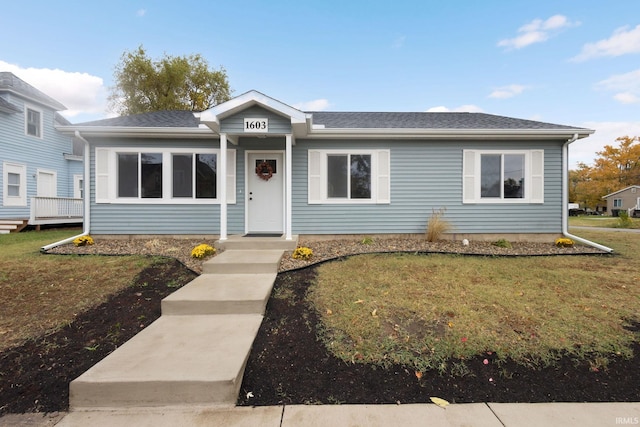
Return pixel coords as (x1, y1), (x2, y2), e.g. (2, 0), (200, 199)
(562, 133), (613, 253)
(40, 131), (91, 252)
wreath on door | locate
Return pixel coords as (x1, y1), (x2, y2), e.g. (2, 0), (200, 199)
(255, 161), (274, 181)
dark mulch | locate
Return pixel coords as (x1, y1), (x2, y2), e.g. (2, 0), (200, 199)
(0, 258), (197, 415)
(238, 267), (640, 406)
(1, 257), (638, 416)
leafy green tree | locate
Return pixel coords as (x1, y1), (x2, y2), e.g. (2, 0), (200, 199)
(109, 46), (231, 115)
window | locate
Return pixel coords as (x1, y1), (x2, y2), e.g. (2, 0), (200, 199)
(308, 150), (390, 204)
(463, 150), (544, 204)
(480, 153), (525, 199)
(3, 162), (27, 206)
(26, 107), (42, 137)
(172, 153), (217, 199)
(613, 199), (622, 208)
(95, 148), (235, 204)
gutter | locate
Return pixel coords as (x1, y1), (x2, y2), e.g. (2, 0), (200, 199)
(561, 133), (613, 253)
(41, 131), (91, 252)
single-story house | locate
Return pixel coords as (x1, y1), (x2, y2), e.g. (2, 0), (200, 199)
(53, 90), (605, 247)
(602, 185), (640, 217)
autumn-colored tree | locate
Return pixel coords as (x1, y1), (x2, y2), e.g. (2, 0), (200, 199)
(570, 136), (640, 208)
(109, 46), (231, 115)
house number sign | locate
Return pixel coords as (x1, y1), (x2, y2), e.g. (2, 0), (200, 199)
(244, 118), (268, 133)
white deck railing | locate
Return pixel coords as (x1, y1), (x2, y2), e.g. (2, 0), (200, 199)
(29, 197), (84, 225)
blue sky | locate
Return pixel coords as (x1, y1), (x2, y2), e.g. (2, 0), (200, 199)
(2, 0), (639, 167)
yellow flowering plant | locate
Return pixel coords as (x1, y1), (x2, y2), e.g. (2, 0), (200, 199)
(292, 246), (313, 261)
(73, 235), (94, 247)
(555, 237), (574, 248)
(191, 244), (216, 259)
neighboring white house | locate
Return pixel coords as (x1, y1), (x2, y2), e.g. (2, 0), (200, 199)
(602, 185), (640, 217)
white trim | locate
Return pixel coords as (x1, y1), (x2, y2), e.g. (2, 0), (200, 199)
(462, 149), (544, 204)
(73, 174), (83, 199)
(25, 104), (43, 138)
(285, 135), (293, 240)
(94, 147), (236, 205)
(307, 149), (390, 204)
(2, 162), (27, 206)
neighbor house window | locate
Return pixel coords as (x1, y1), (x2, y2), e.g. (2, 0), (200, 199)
(613, 199), (622, 208)
(463, 150), (544, 204)
(95, 148), (235, 204)
(26, 107), (42, 137)
(3, 162), (27, 206)
(308, 150), (390, 204)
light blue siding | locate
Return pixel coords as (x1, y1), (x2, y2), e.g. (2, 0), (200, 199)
(0, 94), (80, 219)
(220, 106), (292, 134)
(291, 139), (564, 235)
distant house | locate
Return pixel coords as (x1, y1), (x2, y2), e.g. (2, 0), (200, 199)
(602, 185), (640, 217)
(56, 90), (595, 242)
(0, 72), (83, 233)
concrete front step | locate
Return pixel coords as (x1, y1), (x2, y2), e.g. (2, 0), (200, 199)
(70, 314), (263, 409)
(203, 250), (284, 274)
(162, 273), (276, 315)
(217, 235), (299, 251)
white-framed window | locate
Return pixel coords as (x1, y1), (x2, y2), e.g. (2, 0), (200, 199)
(3, 162), (27, 206)
(308, 149), (390, 204)
(95, 147), (236, 204)
(73, 175), (83, 199)
(613, 198), (622, 208)
(25, 106), (43, 138)
(463, 149), (544, 204)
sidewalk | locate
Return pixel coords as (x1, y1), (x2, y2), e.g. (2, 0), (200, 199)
(1, 402), (632, 427)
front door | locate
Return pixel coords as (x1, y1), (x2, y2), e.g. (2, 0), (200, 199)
(247, 152), (284, 234)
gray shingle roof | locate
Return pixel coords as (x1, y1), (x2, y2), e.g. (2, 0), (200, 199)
(308, 111), (586, 130)
(78, 110), (200, 127)
(0, 72), (66, 111)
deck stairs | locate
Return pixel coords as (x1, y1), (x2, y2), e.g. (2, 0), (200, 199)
(0, 219), (28, 234)
(68, 235), (298, 410)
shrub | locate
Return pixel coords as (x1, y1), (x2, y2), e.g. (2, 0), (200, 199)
(361, 236), (374, 245)
(555, 237), (574, 248)
(191, 244), (216, 259)
(73, 235), (94, 247)
(292, 246), (313, 261)
(425, 208), (452, 242)
(617, 211), (633, 228)
(492, 239), (511, 248)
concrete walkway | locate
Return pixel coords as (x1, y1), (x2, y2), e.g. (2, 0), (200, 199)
(49, 402), (640, 426)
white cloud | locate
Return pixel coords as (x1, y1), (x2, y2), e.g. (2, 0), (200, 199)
(293, 98), (331, 111)
(596, 68), (640, 104)
(137, 9), (146, 17)
(498, 14), (578, 50)
(488, 84), (527, 99)
(569, 121), (640, 167)
(572, 24), (640, 61)
(426, 104), (484, 113)
(0, 61), (107, 119)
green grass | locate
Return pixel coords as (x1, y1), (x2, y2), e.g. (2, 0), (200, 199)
(0, 230), (154, 351)
(569, 216), (640, 229)
(309, 230), (640, 374)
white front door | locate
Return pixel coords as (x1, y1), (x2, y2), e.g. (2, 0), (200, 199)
(247, 152), (284, 234)
(37, 170), (56, 197)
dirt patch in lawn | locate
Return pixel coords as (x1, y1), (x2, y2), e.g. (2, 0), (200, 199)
(238, 267), (640, 406)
